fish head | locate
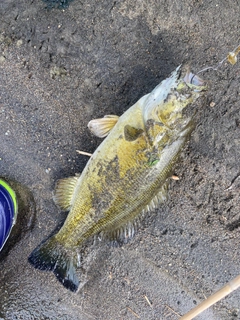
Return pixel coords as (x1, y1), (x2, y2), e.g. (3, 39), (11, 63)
(143, 65), (206, 132)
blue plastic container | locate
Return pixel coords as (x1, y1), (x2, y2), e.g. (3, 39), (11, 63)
(0, 179), (18, 252)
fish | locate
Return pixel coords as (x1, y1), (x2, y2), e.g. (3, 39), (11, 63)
(28, 66), (206, 292)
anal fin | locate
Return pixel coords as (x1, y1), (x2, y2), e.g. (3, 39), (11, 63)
(103, 180), (169, 245)
(53, 175), (79, 211)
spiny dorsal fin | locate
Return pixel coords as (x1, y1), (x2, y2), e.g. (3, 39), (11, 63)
(102, 180), (169, 245)
(88, 115), (119, 138)
(53, 175), (79, 211)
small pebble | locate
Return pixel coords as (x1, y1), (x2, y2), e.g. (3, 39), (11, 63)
(210, 101), (216, 107)
(16, 39), (23, 47)
(0, 55), (6, 63)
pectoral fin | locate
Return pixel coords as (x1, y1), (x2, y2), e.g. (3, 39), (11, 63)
(53, 176), (79, 211)
(88, 115), (119, 138)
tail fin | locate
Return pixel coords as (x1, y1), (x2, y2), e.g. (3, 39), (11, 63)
(28, 236), (79, 292)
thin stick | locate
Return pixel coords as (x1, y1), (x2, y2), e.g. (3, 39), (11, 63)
(179, 275), (240, 320)
(165, 304), (181, 317)
(76, 150), (93, 157)
(126, 307), (140, 319)
(144, 295), (152, 307)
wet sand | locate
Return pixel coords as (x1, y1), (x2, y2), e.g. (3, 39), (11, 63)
(0, 1), (240, 319)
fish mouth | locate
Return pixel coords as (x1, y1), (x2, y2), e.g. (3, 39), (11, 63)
(183, 71), (206, 91)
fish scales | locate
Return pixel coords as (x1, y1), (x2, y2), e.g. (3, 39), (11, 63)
(28, 66), (206, 291)
(57, 111), (178, 245)
(55, 101), (149, 244)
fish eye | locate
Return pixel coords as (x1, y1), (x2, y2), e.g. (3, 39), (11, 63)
(190, 74), (196, 84)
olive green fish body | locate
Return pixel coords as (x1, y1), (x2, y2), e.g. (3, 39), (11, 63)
(28, 66), (206, 291)
(56, 105), (193, 247)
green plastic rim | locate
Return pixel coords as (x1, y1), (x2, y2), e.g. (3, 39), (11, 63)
(0, 179), (18, 220)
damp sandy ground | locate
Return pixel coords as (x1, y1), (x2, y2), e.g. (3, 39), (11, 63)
(0, 1), (240, 319)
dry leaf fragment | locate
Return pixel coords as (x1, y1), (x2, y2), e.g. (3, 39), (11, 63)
(227, 46), (240, 65)
(227, 52), (237, 65)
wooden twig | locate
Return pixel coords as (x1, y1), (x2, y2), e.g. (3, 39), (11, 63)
(144, 295), (152, 307)
(180, 275), (240, 320)
(127, 307), (140, 319)
(76, 150), (93, 157)
(165, 304), (181, 317)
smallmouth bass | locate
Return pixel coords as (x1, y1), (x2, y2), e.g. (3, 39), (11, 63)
(28, 66), (206, 292)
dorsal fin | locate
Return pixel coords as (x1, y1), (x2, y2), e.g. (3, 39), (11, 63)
(53, 175), (79, 211)
(88, 115), (119, 138)
(102, 180), (169, 245)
